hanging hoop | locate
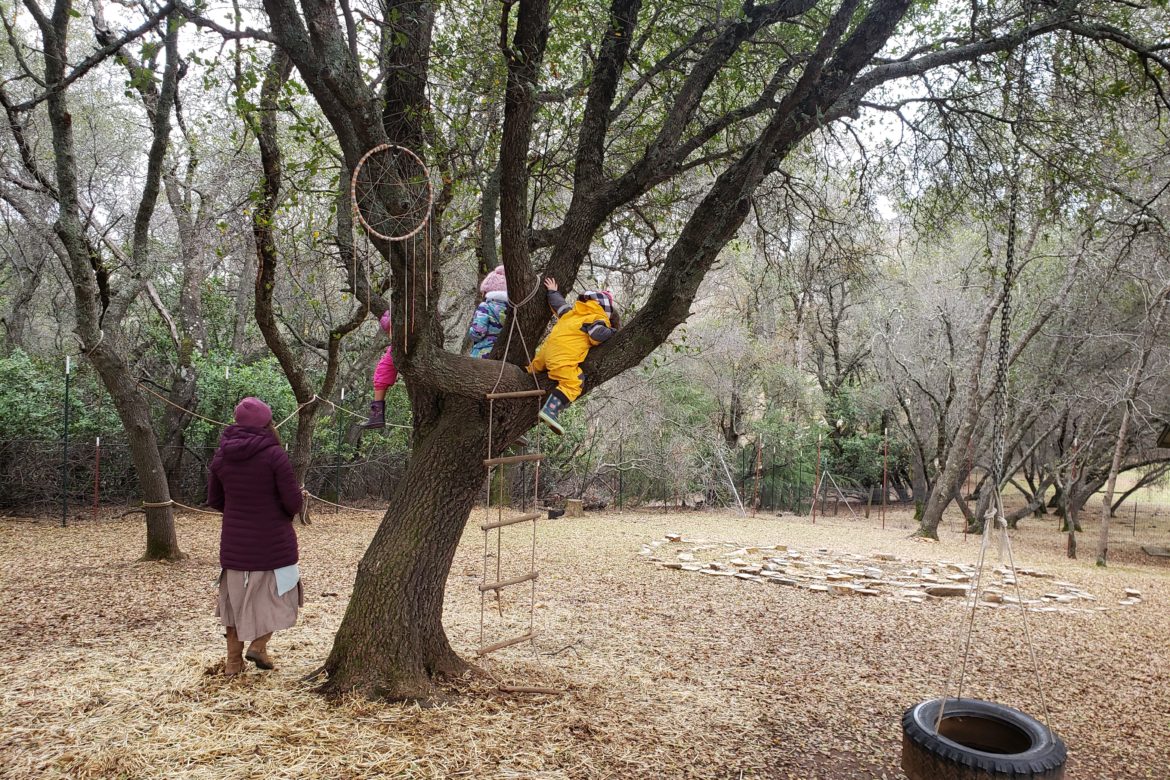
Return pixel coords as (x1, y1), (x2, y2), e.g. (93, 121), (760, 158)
(350, 144), (433, 242)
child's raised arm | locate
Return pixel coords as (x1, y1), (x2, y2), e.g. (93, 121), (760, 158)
(545, 277), (571, 317)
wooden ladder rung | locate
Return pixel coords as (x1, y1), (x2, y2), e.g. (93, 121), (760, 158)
(485, 389), (546, 400)
(479, 570), (538, 592)
(477, 631), (536, 656)
(481, 512), (540, 531)
(484, 453), (545, 467)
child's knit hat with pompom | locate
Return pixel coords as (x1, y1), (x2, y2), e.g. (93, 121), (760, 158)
(479, 265), (508, 297)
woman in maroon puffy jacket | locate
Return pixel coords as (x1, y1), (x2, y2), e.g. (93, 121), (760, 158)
(208, 397), (304, 676)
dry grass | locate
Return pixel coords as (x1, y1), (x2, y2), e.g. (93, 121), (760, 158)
(0, 502), (1167, 779)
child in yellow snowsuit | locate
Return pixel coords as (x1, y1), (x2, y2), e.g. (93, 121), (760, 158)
(528, 277), (619, 434)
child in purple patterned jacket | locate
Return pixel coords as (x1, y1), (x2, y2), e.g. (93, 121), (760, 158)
(468, 265), (508, 358)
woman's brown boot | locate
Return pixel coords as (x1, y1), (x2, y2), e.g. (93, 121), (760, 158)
(225, 627), (245, 677)
(245, 633), (274, 670)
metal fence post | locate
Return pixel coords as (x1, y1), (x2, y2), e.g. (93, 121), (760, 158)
(61, 356), (71, 527)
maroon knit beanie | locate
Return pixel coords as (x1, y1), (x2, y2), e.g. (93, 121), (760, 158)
(234, 397), (273, 428)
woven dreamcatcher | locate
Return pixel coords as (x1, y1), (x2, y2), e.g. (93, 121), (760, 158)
(350, 143), (434, 347)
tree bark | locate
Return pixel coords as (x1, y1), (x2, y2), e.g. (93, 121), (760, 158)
(319, 400), (492, 698)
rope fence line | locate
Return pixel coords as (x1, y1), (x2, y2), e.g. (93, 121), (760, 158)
(141, 498), (222, 516)
(304, 491), (386, 514)
(142, 494), (386, 516)
(135, 381), (231, 428)
(135, 381), (412, 432)
(300, 394), (413, 430)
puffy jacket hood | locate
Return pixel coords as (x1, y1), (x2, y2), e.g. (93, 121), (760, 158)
(218, 425), (280, 461)
(579, 290), (619, 327)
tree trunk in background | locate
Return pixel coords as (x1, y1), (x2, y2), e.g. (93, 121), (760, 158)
(916, 291), (1001, 539)
(231, 245), (256, 355)
(31, 4), (183, 560)
(161, 366), (197, 498)
(90, 337), (184, 560)
(1096, 405), (1131, 566)
(1, 255), (45, 350)
(910, 452), (928, 509)
(1097, 280), (1170, 565)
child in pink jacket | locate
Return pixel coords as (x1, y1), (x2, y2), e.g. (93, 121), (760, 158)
(363, 311), (398, 429)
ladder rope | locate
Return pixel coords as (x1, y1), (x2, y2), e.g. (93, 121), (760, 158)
(480, 275), (546, 654)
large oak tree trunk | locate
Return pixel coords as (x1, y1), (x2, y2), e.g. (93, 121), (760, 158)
(319, 398), (490, 698)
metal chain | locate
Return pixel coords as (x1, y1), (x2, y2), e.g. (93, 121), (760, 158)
(991, 181), (1017, 491)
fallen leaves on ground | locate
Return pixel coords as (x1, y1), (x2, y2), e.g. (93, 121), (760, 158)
(0, 506), (1167, 779)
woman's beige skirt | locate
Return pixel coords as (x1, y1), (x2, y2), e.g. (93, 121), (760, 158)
(216, 569), (303, 642)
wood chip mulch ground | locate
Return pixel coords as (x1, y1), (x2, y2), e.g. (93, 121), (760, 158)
(0, 505), (1167, 779)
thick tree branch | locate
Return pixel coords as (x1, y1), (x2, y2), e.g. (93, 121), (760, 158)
(11, 1), (177, 112)
(496, 0), (551, 361)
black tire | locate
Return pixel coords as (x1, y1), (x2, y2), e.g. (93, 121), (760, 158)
(901, 698), (1067, 780)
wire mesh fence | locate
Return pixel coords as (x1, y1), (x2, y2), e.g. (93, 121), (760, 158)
(0, 439), (411, 514)
(0, 437), (861, 518)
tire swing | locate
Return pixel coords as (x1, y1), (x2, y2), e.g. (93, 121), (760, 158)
(901, 79), (1067, 779)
